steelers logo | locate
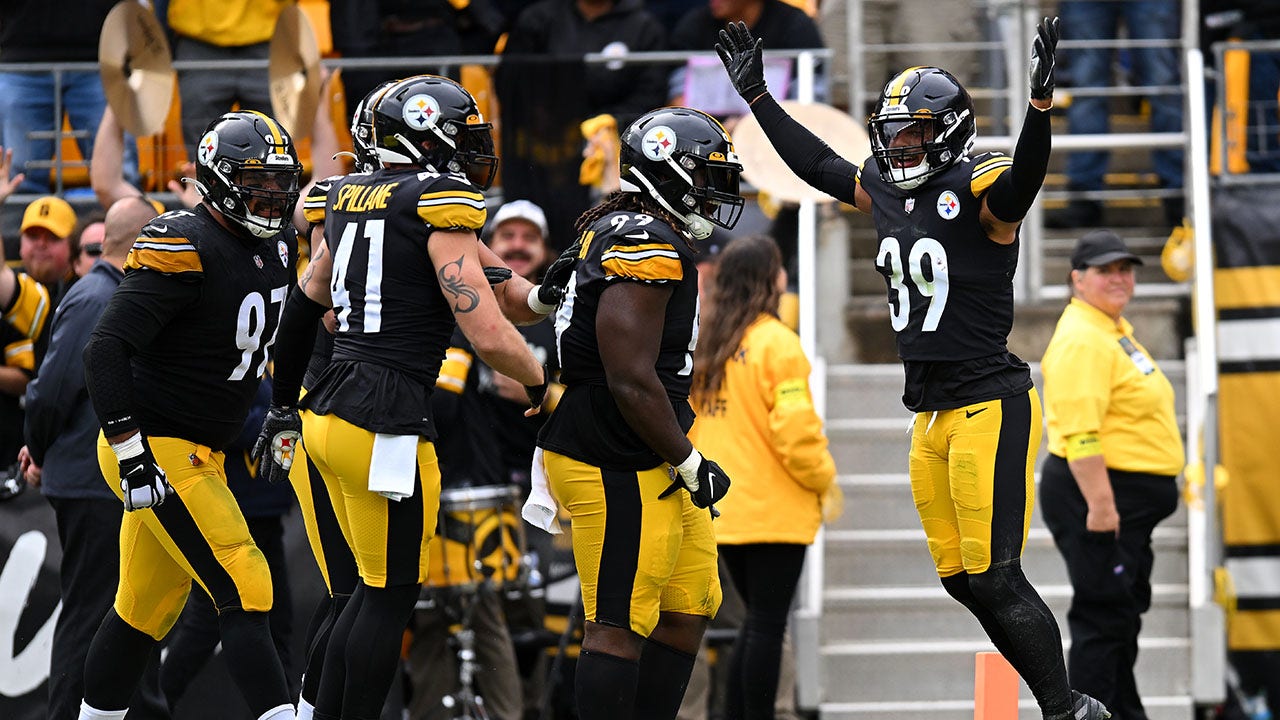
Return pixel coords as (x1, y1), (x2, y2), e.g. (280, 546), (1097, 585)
(197, 131), (219, 166)
(402, 94), (441, 130)
(642, 125), (677, 161)
(936, 190), (961, 220)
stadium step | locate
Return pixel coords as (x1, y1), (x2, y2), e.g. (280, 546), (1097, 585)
(816, 363), (1194, 719)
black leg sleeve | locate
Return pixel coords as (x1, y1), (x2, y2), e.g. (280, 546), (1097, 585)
(634, 638), (697, 720)
(217, 608), (291, 716)
(338, 583), (420, 719)
(82, 609), (161, 711)
(575, 649), (640, 720)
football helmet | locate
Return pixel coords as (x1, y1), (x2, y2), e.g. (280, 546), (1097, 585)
(868, 66), (976, 190)
(619, 107), (744, 240)
(351, 79), (398, 173)
(369, 74), (498, 189)
(195, 111), (302, 238)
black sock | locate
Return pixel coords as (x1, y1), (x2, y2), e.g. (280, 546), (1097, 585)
(968, 561), (1072, 716)
(82, 609), (159, 710)
(315, 584), (363, 715)
(337, 583), (419, 718)
(217, 608), (290, 715)
(634, 638), (697, 720)
(575, 649), (639, 720)
(299, 593), (350, 704)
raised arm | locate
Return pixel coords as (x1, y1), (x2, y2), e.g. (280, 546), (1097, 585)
(716, 22), (866, 209)
(0, 147), (26, 308)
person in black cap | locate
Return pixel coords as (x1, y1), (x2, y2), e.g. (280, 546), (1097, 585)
(1039, 229), (1184, 720)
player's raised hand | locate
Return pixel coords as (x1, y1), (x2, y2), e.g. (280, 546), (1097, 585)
(716, 21), (768, 104)
(1030, 16), (1060, 101)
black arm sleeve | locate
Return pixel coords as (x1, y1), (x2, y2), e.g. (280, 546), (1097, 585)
(983, 104), (1053, 223)
(83, 270), (201, 437)
(271, 284), (329, 406)
(749, 93), (862, 206)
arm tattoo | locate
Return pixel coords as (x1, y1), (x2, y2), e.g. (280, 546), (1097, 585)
(299, 240), (327, 289)
(439, 255), (480, 313)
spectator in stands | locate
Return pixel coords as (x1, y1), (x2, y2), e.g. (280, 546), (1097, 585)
(1039, 229), (1184, 720)
(160, 374), (297, 711)
(169, 0), (289, 151)
(496, 0), (668, 247)
(688, 234), (836, 720)
(71, 214), (106, 278)
(20, 196), (167, 720)
(0, 0), (130, 193)
(1, 192), (80, 368)
(1047, 1), (1184, 229)
(667, 0), (825, 112)
(329, 0), (505, 120)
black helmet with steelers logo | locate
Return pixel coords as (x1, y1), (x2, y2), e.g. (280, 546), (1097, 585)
(194, 111), (302, 238)
(619, 106), (744, 240)
(369, 74), (498, 189)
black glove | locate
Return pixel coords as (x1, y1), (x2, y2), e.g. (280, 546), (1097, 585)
(116, 436), (174, 512)
(660, 451), (731, 510)
(251, 405), (303, 484)
(1029, 16), (1060, 101)
(535, 241), (581, 310)
(716, 21), (768, 103)
(524, 363), (550, 411)
(484, 266), (513, 285)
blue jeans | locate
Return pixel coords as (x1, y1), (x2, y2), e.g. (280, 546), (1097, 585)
(0, 69), (139, 194)
(1060, 0), (1183, 190)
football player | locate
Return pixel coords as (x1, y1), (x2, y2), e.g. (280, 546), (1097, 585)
(253, 74), (573, 720)
(284, 79), (396, 720)
(77, 111), (302, 720)
(717, 17), (1112, 720)
(535, 106), (739, 719)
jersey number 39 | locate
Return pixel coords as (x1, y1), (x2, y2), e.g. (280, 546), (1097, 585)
(876, 236), (950, 333)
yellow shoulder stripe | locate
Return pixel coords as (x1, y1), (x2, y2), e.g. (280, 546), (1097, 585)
(417, 189), (487, 230)
(126, 238), (203, 274)
(303, 193), (328, 225)
(970, 159), (1012, 196)
(5, 337), (34, 371)
(436, 347), (473, 394)
(601, 242), (683, 282)
(3, 273), (50, 341)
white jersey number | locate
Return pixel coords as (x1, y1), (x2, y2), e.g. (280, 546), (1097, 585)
(876, 236), (950, 333)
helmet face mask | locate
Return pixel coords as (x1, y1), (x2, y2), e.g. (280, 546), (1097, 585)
(620, 107), (744, 240)
(195, 111), (302, 238)
(869, 67), (976, 190)
(351, 80), (398, 173)
(370, 75), (498, 189)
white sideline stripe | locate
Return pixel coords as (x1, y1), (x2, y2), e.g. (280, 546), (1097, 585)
(1225, 556), (1280, 597)
(1218, 317), (1280, 362)
(824, 582), (1190, 603)
(821, 636), (1190, 656)
(819, 696), (1193, 712)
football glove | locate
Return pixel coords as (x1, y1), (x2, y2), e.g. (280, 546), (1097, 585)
(529, 241), (581, 313)
(112, 434), (174, 512)
(251, 405), (303, 484)
(1029, 16), (1060, 101)
(484, 266), (514, 285)
(716, 21), (768, 103)
(524, 363), (551, 411)
(660, 449), (731, 510)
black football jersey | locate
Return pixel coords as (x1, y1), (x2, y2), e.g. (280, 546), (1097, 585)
(302, 167), (488, 437)
(858, 154), (1033, 411)
(538, 211), (699, 470)
(118, 205), (296, 449)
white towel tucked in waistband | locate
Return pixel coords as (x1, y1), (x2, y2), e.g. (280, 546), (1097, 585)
(368, 433), (418, 501)
(521, 447), (562, 534)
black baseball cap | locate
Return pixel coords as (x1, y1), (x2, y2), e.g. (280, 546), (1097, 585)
(1070, 229), (1143, 269)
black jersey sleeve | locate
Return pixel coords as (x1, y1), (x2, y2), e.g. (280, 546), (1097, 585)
(415, 175), (488, 232)
(303, 175), (340, 231)
(84, 268), (202, 436)
(983, 104), (1052, 223)
(749, 92), (861, 205)
(596, 217), (688, 285)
